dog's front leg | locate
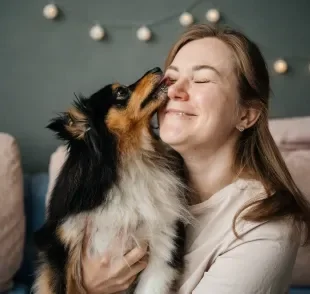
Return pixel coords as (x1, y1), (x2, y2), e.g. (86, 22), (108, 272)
(133, 221), (185, 294)
(33, 248), (86, 294)
(133, 257), (179, 294)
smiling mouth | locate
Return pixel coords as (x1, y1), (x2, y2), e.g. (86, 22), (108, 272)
(165, 110), (197, 116)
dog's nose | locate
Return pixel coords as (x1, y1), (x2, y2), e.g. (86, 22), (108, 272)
(149, 67), (162, 74)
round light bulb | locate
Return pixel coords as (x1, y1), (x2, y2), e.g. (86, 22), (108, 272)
(43, 4), (59, 19)
(137, 26), (152, 41)
(206, 8), (220, 23)
(89, 24), (105, 41)
(179, 12), (194, 27)
(274, 59), (288, 74)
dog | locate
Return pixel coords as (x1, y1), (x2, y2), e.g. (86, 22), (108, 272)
(33, 67), (191, 294)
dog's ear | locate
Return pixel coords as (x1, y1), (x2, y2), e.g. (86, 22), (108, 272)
(47, 107), (90, 141)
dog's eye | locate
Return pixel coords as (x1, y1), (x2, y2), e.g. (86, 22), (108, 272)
(116, 88), (129, 100)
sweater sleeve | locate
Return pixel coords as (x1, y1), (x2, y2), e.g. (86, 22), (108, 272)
(192, 220), (300, 294)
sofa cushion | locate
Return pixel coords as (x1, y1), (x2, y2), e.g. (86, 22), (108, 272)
(281, 149), (310, 286)
(290, 288), (310, 294)
(0, 133), (25, 292)
(269, 116), (310, 151)
(45, 145), (67, 207)
(14, 173), (49, 288)
(5, 283), (28, 294)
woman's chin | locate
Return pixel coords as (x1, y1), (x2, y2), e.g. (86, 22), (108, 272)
(159, 128), (188, 150)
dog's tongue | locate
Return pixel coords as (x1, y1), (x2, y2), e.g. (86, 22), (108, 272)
(158, 77), (172, 90)
(159, 76), (169, 85)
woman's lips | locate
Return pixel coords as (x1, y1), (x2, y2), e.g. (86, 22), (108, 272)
(165, 109), (197, 116)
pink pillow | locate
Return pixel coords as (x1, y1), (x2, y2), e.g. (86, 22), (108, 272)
(269, 116), (310, 286)
(269, 116), (310, 151)
(45, 145), (67, 208)
(281, 149), (310, 286)
(0, 133), (25, 292)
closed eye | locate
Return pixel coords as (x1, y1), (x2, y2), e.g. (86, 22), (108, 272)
(194, 79), (211, 83)
(166, 78), (176, 85)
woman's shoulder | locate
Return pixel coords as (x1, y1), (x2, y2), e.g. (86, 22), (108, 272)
(235, 212), (299, 244)
(232, 182), (301, 248)
(214, 178), (301, 249)
(232, 179), (293, 224)
(187, 178), (301, 248)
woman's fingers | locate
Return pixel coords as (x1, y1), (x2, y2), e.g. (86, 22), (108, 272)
(117, 274), (138, 292)
(111, 259), (148, 293)
(110, 275), (138, 293)
(123, 244), (148, 267)
(80, 219), (149, 294)
(107, 245), (149, 281)
(119, 256), (148, 283)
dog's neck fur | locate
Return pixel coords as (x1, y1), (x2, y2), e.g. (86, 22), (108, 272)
(84, 147), (189, 258)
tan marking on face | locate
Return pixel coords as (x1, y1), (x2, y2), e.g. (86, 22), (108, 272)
(106, 73), (166, 155)
(112, 83), (121, 91)
(128, 74), (159, 116)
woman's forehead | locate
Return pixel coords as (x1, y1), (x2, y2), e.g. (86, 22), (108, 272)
(170, 37), (235, 74)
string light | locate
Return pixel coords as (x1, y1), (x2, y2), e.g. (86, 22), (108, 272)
(206, 8), (220, 23)
(273, 59), (288, 74)
(40, 0), (309, 72)
(89, 24), (105, 41)
(179, 12), (194, 27)
(43, 3), (59, 19)
(136, 26), (152, 42)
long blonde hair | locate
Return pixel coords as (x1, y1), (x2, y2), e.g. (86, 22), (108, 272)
(164, 23), (310, 243)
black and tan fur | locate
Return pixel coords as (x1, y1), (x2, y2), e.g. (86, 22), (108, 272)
(33, 67), (191, 294)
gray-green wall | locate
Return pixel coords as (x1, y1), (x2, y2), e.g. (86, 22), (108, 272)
(1, 0), (310, 173)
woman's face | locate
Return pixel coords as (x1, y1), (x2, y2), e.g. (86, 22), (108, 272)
(158, 37), (241, 154)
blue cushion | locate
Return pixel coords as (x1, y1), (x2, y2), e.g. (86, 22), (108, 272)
(290, 288), (310, 294)
(3, 283), (28, 294)
(14, 173), (49, 288)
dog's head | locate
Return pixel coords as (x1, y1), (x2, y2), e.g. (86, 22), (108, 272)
(48, 67), (168, 155)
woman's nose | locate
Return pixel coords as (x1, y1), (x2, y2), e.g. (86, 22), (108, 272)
(167, 80), (189, 101)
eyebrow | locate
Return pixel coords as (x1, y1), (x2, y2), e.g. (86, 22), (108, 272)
(167, 64), (221, 77)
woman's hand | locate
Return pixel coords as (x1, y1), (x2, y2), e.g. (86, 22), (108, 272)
(81, 224), (149, 294)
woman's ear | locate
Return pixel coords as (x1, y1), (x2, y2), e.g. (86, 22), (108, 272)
(236, 103), (262, 131)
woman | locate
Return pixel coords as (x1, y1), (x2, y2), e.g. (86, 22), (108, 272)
(81, 24), (310, 293)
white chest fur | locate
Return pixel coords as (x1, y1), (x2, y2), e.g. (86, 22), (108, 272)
(59, 151), (190, 294)
(61, 152), (188, 260)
